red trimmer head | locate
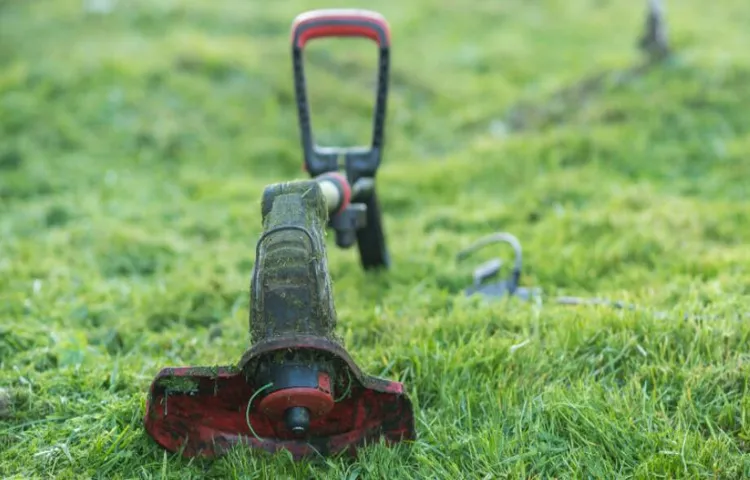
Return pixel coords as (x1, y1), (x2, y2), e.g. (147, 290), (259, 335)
(143, 173), (415, 460)
(143, 338), (414, 459)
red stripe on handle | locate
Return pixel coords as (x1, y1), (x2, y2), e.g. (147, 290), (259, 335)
(291, 9), (390, 48)
(328, 172), (352, 214)
(317, 172), (351, 214)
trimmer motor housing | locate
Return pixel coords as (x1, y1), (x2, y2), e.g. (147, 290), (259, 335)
(143, 179), (415, 460)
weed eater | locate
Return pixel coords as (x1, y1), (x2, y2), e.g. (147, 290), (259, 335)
(143, 11), (414, 459)
(144, 173), (415, 460)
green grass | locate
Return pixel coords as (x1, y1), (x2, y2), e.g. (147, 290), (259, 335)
(2, 0), (750, 477)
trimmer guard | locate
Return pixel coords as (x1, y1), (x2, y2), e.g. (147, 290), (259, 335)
(143, 336), (415, 459)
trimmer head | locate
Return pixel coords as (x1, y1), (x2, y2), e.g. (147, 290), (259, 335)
(144, 177), (415, 460)
(143, 337), (414, 459)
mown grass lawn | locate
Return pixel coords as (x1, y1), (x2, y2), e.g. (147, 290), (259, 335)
(1, 0), (750, 478)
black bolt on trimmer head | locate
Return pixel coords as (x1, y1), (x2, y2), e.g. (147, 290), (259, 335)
(457, 232), (542, 302)
(292, 8), (392, 271)
(143, 173), (415, 460)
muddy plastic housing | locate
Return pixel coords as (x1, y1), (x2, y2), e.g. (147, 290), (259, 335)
(143, 180), (415, 460)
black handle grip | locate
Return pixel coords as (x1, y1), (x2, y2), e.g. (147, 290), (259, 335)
(291, 9), (391, 180)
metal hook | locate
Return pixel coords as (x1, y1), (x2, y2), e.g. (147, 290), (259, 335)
(457, 232), (539, 302)
(456, 232), (523, 294)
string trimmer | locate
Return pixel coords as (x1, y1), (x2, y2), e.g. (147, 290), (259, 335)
(143, 173), (415, 460)
(143, 9), (415, 460)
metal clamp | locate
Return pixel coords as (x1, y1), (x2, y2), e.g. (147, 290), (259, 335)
(456, 232), (540, 302)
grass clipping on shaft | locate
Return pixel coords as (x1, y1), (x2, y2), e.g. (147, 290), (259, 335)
(250, 180), (339, 343)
